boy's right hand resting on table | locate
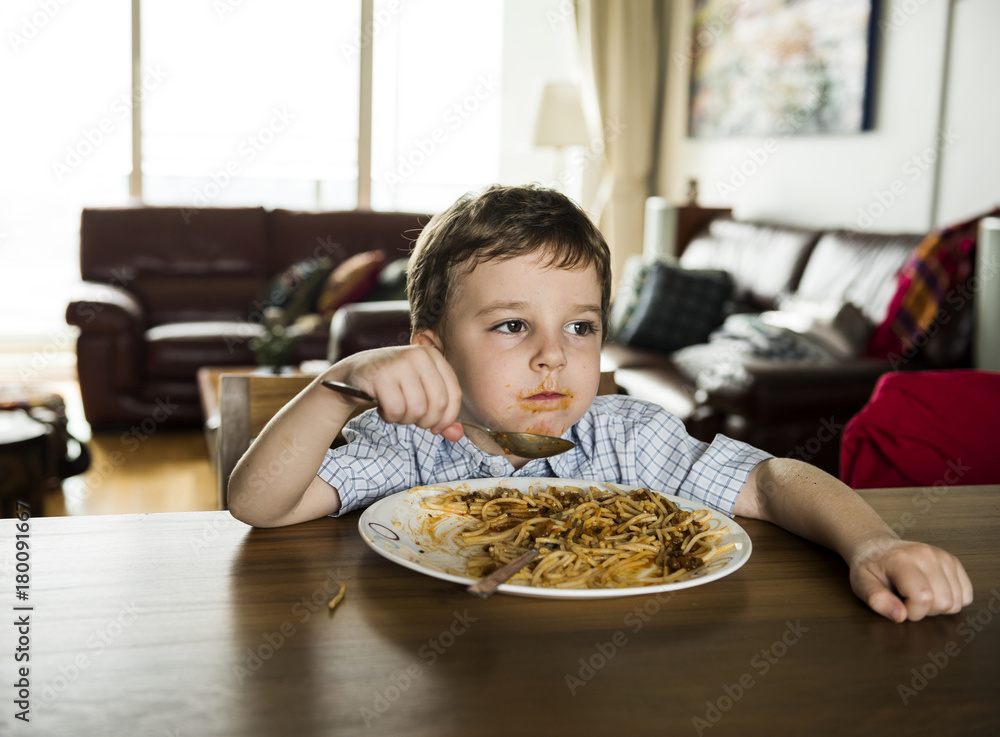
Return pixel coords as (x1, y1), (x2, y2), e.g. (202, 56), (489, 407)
(228, 343), (463, 528)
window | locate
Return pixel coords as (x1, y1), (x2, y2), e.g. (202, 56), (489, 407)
(370, 0), (503, 211)
(1, 1), (130, 343)
(0, 0), (577, 345)
(141, 0), (361, 210)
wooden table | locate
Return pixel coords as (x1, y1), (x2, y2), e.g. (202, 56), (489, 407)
(3, 486), (997, 736)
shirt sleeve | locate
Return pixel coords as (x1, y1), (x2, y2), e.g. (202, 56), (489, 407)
(631, 403), (772, 515)
(316, 410), (419, 516)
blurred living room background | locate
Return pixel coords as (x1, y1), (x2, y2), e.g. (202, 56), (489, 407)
(1, 0), (998, 518)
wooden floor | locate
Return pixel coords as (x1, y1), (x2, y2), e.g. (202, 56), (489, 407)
(2, 363), (217, 517)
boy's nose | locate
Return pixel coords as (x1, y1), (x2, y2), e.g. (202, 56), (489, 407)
(532, 331), (567, 371)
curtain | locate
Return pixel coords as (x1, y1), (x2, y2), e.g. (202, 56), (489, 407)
(575, 0), (666, 284)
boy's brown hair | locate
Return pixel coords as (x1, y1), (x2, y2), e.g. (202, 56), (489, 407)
(407, 184), (612, 339)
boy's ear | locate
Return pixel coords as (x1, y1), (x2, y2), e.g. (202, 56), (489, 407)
(411, 330), (444, 351)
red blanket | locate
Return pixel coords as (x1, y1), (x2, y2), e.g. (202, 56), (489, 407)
(841, 370), (1000, 488)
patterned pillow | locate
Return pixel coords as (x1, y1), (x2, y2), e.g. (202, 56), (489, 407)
(316, 250), (388, 319)
(616, 262), (733, 353)
(257, 258), (335, 323)
(608, 255), (653, 341)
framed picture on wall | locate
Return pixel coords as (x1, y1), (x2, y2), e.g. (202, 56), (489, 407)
(688, 0), (880, 137)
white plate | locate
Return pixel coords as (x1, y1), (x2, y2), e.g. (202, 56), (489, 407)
(357, 477), (752, 599)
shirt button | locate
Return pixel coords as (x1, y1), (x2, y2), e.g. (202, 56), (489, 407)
(488, 462), (505, 477)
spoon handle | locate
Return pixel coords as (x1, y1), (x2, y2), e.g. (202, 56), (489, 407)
(320, 380), (377, 403)
(467, 549), (539, 598)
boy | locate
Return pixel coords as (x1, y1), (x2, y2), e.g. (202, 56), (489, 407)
(229, 184), (972, 623)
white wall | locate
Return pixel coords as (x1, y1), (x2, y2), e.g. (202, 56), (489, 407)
(660, 0), (1000, 233)
(937, 0), (1000, 225)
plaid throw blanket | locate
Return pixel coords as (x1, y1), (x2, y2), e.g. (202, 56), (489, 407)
(867, 207), (999, 358)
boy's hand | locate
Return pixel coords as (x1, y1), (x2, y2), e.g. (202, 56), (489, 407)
(848, 535), (974, 622)
(333, 344), (465, 441)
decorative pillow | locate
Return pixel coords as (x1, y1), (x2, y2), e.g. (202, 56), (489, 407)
(615, 262), (733, 353)
(608, 255), (653, 341)
(316, 250), (388, 319)
(764, 298), (873, 359)
(363, 256), (410, 302)
(866, 207), (994, 359)
(257, 258), (335, 323)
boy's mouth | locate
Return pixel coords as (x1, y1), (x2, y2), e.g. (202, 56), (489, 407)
(517, 386), (574, 412)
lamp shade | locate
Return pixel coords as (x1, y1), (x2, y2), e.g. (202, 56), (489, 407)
(533, 81), (590, 147)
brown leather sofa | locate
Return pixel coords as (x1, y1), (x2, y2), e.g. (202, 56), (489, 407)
(328, 217), (974, 478)
(67, 206), (427, 428)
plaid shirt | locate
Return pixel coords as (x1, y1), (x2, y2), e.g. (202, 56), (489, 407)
(318, 395), (771, 517)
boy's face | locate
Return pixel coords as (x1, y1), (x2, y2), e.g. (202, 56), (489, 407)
(418, 252), (603, 459)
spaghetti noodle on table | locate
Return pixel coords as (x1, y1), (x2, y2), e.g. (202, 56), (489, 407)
(420, 483), (734, 589)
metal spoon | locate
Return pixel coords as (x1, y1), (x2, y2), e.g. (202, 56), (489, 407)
(320, 379), (575, 459)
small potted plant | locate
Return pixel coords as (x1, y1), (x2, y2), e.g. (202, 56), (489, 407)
(250, 307), (321, 373)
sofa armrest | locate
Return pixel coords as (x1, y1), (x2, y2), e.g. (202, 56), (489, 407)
(66, 282), (146, 333)
(703, 359), (893, 424)
(327, 300), (412, 362)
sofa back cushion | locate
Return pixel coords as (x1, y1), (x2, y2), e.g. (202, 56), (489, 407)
(80, 206), (270, 325)
(267, 209), (428, 276)
(793, 229), (923, 326)
(679, 218), (820, 311)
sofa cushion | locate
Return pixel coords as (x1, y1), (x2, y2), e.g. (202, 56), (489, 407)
(144, 322), (263, 380)
(793, 229), (922, 327)
(680, 218), (820, 310)
(765, 297), (873, 359)
(316, 250), (387, 319)
(615, 262), (733, 353)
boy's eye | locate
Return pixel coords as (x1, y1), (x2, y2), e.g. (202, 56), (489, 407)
(494, 320), (526, 334)
(567, 321), (598, 336)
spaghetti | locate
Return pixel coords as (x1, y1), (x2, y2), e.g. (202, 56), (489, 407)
(420, 483), (734, 589)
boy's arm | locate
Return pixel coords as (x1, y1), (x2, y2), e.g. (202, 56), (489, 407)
(228, 343), (463, 528)
(734, 458), (974, 622)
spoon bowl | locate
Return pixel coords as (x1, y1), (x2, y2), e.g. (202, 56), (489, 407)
(320, 380), (575, 459)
